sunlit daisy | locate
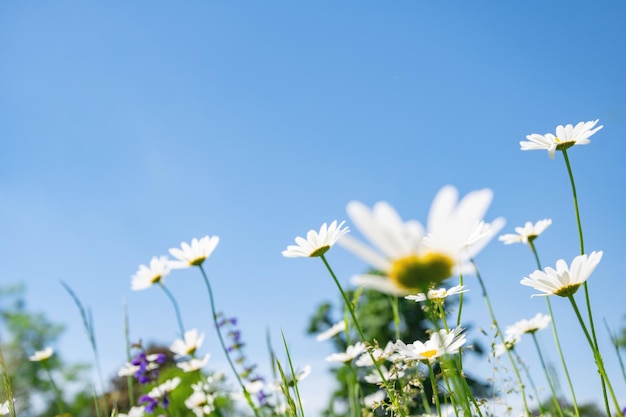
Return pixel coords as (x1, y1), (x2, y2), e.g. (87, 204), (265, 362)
(363, 390), (386, 408)
(177, 353), (211, 372)
(395, 328), (466, 364)
(363, 365), (405, 384)
(315, 320), (346, 342)
(146, 377), (182, 399)
(282, 220), (349, 258)
(505, 313), (551, 340)
(131, 256), (171, 291)
(499, 219), (552, 245)
(520, 251), (603, 297)
(29, 347), (53, 362)
(340, 186), (503, 295)
(520, 119), (603, 159)
(325, 342), (366, 363)
(0, 400), (11, 416)
(354, 341), (396, 367)
(405, 284), (468, 303)
(170, 328), (205, 357)
(169, 236), (219, 268)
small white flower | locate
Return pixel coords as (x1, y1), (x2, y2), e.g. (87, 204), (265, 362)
(325, 342), (366, 363)
(177, 353), (211, 372)
(282, 220), (349, 258)
(521, 120), (603, 159)
(354, 341), (396, 367)
(117, 406), (145, 417)
(277, 364), (311, 388)
(29, 347), (53, 362)
(131, 256), (171, 291)
(170, 329), (205, 357)
(405, 284), (468, 303)
(146, 377), (181, 398)
(505, 313), (551, 340)
(363, 390), (386, 408)
(395, 328), (466, 364)
(520, 251), (603, 297)
(499, 219), (552, 245)
(363, 365), (404, 384)
(185, 390), (215, 417)
(0, 400), (11, 416)
(315, 320), (346, 342)
(169, 236), (220, 268)
(118, 362), (140, 377)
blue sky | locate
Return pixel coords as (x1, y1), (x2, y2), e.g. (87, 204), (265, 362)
(1, 1), (626, 414)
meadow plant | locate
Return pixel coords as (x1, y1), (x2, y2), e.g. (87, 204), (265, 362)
(6, 119), (626, 417)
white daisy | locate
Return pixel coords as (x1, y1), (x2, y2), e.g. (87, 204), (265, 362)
(325, 342), (366, 363)
(170, 328), (205, 357)
(354, 341), (396, 367)
(363, 365), (405, 384)
(499, 219), (552, 245)
(131, 256), (171, 291)
(29, 347), (53, 362)
(117, 406), (146, 417)
(0, 400), (11, 416)
(282, 220), (349, 258)
(177, 353), (211, 372)
(363, 390), (386, 408)
(118, 362), (140, 377)
(169, 236), (219, 268)
(395, 328), (466, 364)
(405, 284), (468, 303)
(340, 186), (503, 295)
(315, 320), (346, 341)
(520, 251), (603, 297)
(146, 377), (181, 398)
(505, 313), (551, 340)
(520, 119), (603, 159)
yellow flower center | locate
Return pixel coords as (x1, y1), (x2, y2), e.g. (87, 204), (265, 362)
(151, 275), (162, 284)
(190, 256), (206, 266)
(554, 283), (581, 297)
(421, 349), (439, 359)
(554, 137), (575, 151)
(389, 253), (454, 293)
(310, 245), (330, 257)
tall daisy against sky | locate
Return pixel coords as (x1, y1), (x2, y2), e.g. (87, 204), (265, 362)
(282, 220), (349, 258)
(520, 120), (603, 160)
(339, 185), (504, 295)
(499, 219), (552, 245)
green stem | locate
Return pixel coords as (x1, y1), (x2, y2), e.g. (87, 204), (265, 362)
(428, 362), (442, 416)
(567, 295), (620, 415)
(198, 265), (261, 417)
(319, 255), (404, 416)
(159, 283), (186, 338)
(44, 363), (64, 416)
(530, 333), (564, 417)
(472, 259), (530, 416)
(389, 296), (401, 341)
(528, 241), (579, 416)
(456, 275), (464, 328)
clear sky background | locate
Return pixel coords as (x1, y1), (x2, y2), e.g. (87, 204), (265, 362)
(1, 2), (626, 414)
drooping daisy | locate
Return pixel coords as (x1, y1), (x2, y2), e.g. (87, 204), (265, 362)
(340, 186), (503, 295)
(505, 313), (551, 340)
(405, 284), (468, 303)
(29, 347), (53, 362)
(170, 328), (205, 357)
(520, 251), (603, 297)
(282, 220), (349, 258)
(315, 320), (346, 342)
(131, 256), (171, 291)
(395, 328), (466, 364)
(177, 353), (211, 372)
(520, 119), (603, 159)
(499, 219), (552, 245)
(169, 236), (220, 268)
(325, 342), (366, 363)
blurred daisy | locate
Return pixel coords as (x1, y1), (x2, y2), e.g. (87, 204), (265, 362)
(169, 236), (219, 268)
(0, 400), (11, 416)
(521, 119), (603, 159)
(325, 342), (366, 363)
(363, 390), (386, 408)
(520, 251), (603, 297)
(118, 362), (141, 377)
(499, 219), (552, 245)
(354, 341), (396, 367)
(177, 354), (211, 372)
(117, 406), (146, 417)
(131, 256), (171, 291)
(29, 347), (53, 362)
(340, 186), (503, 295)
(363, 365), (405, 384)
(315, 320), (346, 342)
(170, 329), (205, 357)
(395, 328), (466, 364)
(145, 377), (181, 399)
(278, 364), (311, 387)
(405, 284), (468, 303)
(505, 313), (551, 340)
(282, 220), (349, 258)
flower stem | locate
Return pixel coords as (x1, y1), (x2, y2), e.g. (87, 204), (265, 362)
(472, 259), (530, 416)
(528, 241), (579, 416)
(319, 254), (405, 416)
(530, 333), (564, 417)
(44, 363), (65, 417)
(428, 362), (442, 417)
(159, 283), (186, 338)
(198, 265), (261, 417)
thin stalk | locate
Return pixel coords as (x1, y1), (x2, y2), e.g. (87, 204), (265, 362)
(197, 265), (261, 417)
(604, 318), (626, 385)
(472, 259), (530, 416)
(280, 331), (306, 417)
(0, 346), (16, 417)
(158, 283), (186, 338)
(528, 241), (579, 416)
(123, 300), (135, 407)
(319, 254), (404, 415)
(513, 349), (545, 416)
(44, 363), (64, 417)
(428, 362), (442, 416)
(456, 275), (464, 328)
(567, 295), (620, 415)
(389, 296), (401, 341)
(530, 333), (564, 417)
